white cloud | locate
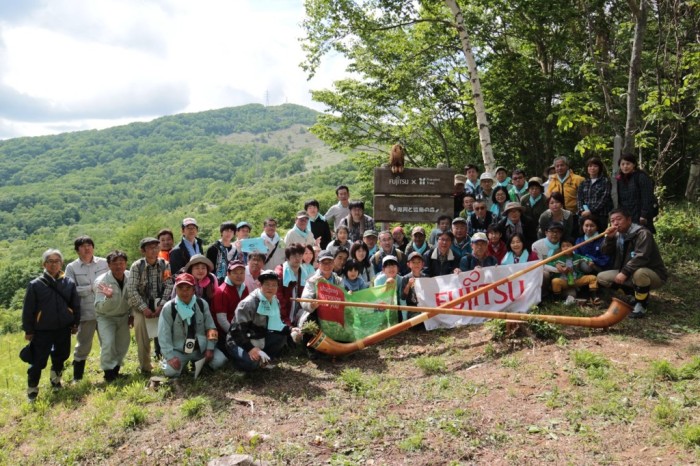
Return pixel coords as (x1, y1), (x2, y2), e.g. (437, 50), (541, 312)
(0, 0), (349, 139)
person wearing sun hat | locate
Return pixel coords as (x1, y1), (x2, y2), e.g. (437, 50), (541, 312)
(496, 201), (536, 250)
(159, 273), (227, 378)
(227, 270), (302, 370)
(181, 254), (219, 308)
(169, 217), (204, 276)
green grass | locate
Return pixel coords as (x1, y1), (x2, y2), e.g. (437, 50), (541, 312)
(0, 203), (698, 464)
(415, 356), (447, 375)
(571, 349), (611, 370)
(180, 396), (210, 418)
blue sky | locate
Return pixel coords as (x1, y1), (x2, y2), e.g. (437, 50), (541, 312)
(0, 0), (346, 139)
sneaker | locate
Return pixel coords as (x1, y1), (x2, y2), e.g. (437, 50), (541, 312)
(564, 295), (577, 306)
(629, 303), (646, 319)
(27, 387), (39, 403)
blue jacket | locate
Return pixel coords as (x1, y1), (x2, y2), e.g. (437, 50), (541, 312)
(574, 236), (612, 270)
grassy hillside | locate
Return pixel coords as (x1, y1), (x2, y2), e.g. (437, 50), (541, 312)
(0, 104), (361, 310)
(0, 205), (698, 464)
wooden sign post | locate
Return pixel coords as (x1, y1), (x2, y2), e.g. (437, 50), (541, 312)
(373, 167), (456, 223)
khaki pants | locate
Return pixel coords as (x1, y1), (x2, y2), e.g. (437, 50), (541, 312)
(597, 268), (664, 290)
(96, 314), (130, 371)
(73, 319), (98, 361)
(132, 311), (153, 372)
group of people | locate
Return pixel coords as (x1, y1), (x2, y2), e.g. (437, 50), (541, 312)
(20, 161), (667, 401)
(447, 154), (665, 312)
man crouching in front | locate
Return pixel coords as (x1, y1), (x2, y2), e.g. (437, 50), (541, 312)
(158, 273), (227, 377)
(226, 270), (302, 371)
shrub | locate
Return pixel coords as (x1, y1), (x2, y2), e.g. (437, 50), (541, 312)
(655, 202), (700, 263)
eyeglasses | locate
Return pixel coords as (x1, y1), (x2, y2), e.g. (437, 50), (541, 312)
(45, 259), (61, 264)
(474, 207), (486, 211)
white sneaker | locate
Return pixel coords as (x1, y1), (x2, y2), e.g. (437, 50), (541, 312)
(564, 295), (577, 306)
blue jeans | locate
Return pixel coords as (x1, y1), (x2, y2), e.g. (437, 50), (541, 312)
(227, 332), (288, 372)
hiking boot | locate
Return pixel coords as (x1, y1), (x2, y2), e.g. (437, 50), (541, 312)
(72, 360), (86, 382)
(104, 369), (117, 382)
(27, 386), (39, 403)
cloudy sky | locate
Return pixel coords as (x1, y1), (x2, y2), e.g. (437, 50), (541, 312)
(0, 0), (346, 140)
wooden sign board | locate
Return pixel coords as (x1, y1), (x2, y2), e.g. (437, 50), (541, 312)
(373, 195), (454, 223)
(374, 167), (455, 195)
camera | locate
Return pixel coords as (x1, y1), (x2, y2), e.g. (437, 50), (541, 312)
(184, 338), (196, 354)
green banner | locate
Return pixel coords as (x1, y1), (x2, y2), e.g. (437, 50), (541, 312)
(316, 281), (398, 343)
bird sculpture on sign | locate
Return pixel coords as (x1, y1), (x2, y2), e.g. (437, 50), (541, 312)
(389, 143), (406, 174)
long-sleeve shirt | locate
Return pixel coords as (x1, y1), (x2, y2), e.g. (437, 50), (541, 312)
(94, 270), (131, 318)
(65, 257), (108, 321)
(127, 258), (173, 313)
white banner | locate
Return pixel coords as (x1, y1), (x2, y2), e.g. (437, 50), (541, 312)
(414, 262), (543, 330)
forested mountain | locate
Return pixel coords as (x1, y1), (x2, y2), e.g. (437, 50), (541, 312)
(0, 104), (360, 309)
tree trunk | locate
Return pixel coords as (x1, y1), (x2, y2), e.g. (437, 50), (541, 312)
(686, 162), (700, 201)
(444, 0), (496, 174)
(622, 0), (648, 155)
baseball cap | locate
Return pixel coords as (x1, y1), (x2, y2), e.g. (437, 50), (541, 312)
(471, 232), (488, 243)
(227, 260), (246, 271)
(382, 255), (399, 267)
(182, 217), (198, 228)
(175, 273), (196, 287)
(317, 250), (334, 262)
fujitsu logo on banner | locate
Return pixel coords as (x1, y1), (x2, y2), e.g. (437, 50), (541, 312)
(433, 269), (527, 308)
